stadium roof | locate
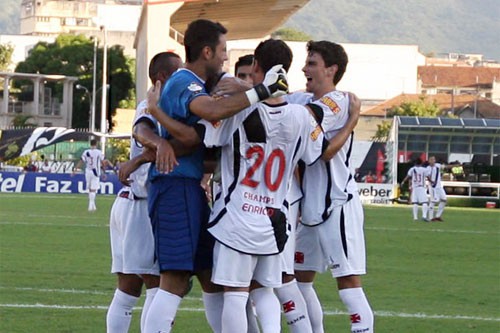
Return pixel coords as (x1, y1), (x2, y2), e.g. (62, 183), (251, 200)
(146, 0), (310, 40)
(394, 116), (500, 164)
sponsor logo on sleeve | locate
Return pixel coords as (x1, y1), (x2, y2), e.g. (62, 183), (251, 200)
(319, 96), (341, 114)
(310, 125), (322, 141)
(187, 82), (203, 93)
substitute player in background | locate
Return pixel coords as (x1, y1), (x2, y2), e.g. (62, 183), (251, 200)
(73, 139), (109, 211)
(426, 156), (447, 221)
(106, 52), (182, 333)
(290, 41), (374, 333)
(401, 157), (430, 221)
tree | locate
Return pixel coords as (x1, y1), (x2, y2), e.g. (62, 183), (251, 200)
(15, 34), (134, 130)
(0, 43), (14, 71)
(372, 96), (443, 141)
(11, 115), (37, 128)
(272, 27), (312, 41)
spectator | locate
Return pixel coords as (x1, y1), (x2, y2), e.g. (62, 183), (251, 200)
(40, 159), (51, 173)
(363, 170), (376, 183)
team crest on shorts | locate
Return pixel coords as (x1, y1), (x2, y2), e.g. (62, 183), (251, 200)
(187, 82), (203, 93)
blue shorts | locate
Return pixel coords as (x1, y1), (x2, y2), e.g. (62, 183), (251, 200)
(148, 177), (214, 272)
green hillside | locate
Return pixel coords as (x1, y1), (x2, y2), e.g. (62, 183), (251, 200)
(0, 0), (20, 35)
(2, 0), (499, 60)
(284, 0), (500, 60)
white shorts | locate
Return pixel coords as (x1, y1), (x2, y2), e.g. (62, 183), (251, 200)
(212, 241), (282, 288)
(411, 187), (428, 204)
(295, 196), (366, 278)
(429, 187), (447, 202)
(110, 192), (159, 275)
(85, 170), (100, 191)
(280, 201), (298, 275)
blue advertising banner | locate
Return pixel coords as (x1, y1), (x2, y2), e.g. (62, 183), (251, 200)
(0, 172), (123, 194)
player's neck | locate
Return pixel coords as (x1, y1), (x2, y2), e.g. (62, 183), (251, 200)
(185, 62), (208, 81)
(264, 96), (285, 105)
(312, 82), (336, 100)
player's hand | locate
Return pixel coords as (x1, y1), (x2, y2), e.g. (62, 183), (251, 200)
(347, 92), (361, 123)
(246, 64), (288, 104)
(263, 64), (288, 98)
(213, 77), (252, 97)
(200, 177), (212, 203)
(155, 139), (178, 174)
(146, 80), (162, 115)
(118, 160), (136, 186)
(101, 173), (107, 181)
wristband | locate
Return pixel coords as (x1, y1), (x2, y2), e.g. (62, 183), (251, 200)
(245, 88), (260, 105)
(245, 84), (270, 104)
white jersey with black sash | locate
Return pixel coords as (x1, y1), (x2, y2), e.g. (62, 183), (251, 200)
(426, 163), (443, 189)
(292, 90), (357, 226)
(198, 101), (326, 255)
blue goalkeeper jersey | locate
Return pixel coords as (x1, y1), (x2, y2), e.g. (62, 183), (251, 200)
(149, 68), (208, 181)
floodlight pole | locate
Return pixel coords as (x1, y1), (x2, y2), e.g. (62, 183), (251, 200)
(100, 24), (107, 155)
(91, 37), (97, 133)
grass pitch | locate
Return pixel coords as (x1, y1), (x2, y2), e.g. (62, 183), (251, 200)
(0, 193), (499, 332)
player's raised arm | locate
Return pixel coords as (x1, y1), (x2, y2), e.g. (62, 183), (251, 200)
(189, 65), (289, 121)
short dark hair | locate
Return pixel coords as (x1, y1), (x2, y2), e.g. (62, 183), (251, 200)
(306, 40), (348, 84)
(90, 139), (97, 146)
(148, 52), (181, 83)
(415, 158), (423, 165)
(184, 19), (227, 63)
(253, 39), (292, 73)
(235, 54), (254, 74)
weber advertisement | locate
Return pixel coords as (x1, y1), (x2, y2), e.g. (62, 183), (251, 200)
(357, 183), (395, 205)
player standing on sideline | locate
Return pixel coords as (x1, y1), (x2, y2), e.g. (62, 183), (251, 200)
(426, 156), (447, 221)
(105, 52), (182, 333)
(72, 139), (109, 211)
(289, 41), (374, 333)
(135, 19), (289, 333)
(401, 157), (430, 221)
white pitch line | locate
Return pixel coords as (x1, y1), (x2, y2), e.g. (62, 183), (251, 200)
(1, 222), (495, 235)
(0, 221), (107, 228)
(1, 286), (201, 301)
(365, 226), (497, 235)
(1, 303), (498, 322)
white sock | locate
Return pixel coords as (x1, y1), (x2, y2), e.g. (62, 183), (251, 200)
(338, 287), (374, 333)
(222, 291), (249, 333)
(428, 202), (435, 219)
(246, 299), (261, 333)
(141, 287), (158, 333)
(89, 192), (96, 209)
(422, 203), (428, 219)
(412, 204), (418, 219)
(275, 280), (312, 333)
(143, 289), (181, 333)
(202, 291), (223, 333)
(297, 282), (324, 333)
(437, 201), (446, 218)
(106, 289), (139, 333)
(250, 287), (281, 333)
